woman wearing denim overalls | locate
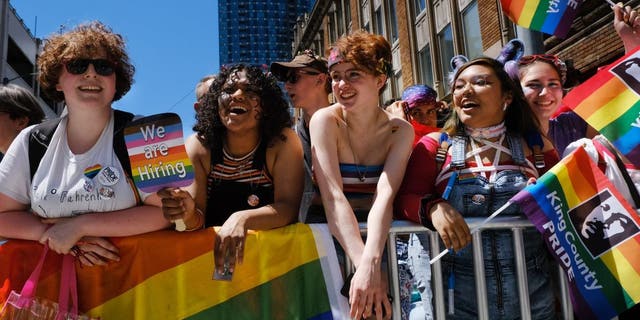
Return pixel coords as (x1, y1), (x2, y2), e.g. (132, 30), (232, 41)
(395, 57), (559, 319)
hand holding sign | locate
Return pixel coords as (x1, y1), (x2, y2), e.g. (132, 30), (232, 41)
(124, 113), (195, 231)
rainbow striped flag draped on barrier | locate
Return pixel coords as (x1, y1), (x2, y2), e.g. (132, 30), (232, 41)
(0, 223), (349, 319)
(512, 147), (640, 319)
(500, 0), (583, 38)
(563, 46), (640, 167)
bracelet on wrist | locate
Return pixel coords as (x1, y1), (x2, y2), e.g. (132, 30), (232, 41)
(184, 208), (205, 232)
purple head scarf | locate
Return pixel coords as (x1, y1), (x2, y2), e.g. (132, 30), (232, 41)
(401, 85), (437, 110)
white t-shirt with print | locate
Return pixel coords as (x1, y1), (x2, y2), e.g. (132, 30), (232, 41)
(0, 111), (144, 218)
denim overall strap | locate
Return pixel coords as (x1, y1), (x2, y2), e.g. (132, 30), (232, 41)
(506, 134), (526, 166)
(450, 135), (467, 169)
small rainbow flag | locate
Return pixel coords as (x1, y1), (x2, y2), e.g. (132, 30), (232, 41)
(500, 0), (584, 38)
(563, 46), (640, 167)
(124, 113), (194, 192)
(512, 146), (640, 319)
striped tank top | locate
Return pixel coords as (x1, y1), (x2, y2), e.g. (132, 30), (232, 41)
(340, 163), (383, 221)
(205, 144), (273, 227)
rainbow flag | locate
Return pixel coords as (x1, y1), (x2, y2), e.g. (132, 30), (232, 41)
(512, 146), (640, 319)
(0, 224), (349, 319)
(500, 0), (583, 38)
(563, 46), (640, 167)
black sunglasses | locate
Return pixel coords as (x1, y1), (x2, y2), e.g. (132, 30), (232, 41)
(65, 59), (116, 76)
(284, 70), (321, 84)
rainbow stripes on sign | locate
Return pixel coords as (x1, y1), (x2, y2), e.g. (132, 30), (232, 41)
(512, 147), (640, 318)
(124, 113), (194, 192)
(500, 0), (583, 38)
(563, 46), (640, 167)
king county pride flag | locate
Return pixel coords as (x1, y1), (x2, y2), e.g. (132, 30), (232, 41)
(0, 224), (349, 319)
(500, 0), (583, 38)
(512, 146), (640, 319)
(563, 46), (640, 167)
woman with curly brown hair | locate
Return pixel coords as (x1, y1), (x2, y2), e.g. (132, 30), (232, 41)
(158, 64), (303, 277)
(310, 31), (414, 320)
(0, 21), (170, 266)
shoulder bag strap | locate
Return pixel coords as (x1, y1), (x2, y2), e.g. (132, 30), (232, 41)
(16, 244), (49, 307)
(56, 254), (78, 320)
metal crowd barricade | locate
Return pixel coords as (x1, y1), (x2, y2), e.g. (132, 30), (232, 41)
(349, 216), (574, 319)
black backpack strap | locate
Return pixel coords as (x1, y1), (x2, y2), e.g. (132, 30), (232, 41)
(29, 117), (63, 180)
(525, 130), (545, 169)
(112, 110), (135, 177)
(112, 109), (141, 205)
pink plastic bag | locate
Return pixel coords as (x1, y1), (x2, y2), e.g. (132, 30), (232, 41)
(0, 245), (98, 320)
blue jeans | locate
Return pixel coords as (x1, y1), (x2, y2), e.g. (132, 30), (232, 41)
(442, 170), (556, 319)
(441, 230), (556, 319)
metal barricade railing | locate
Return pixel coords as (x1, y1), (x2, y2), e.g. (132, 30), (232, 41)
(349, 217), (574, 319)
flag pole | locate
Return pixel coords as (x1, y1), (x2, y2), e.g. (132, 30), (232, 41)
(604, 0), (618, 7)
(429, 200), (514, 264)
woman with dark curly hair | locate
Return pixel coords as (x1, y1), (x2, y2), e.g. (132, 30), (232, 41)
(159, 64), (303, 277)
(310, 31), (414, 320)
(0, 21), (170, 266)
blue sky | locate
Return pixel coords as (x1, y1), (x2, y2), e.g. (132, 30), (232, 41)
(11, 0), (220, 137)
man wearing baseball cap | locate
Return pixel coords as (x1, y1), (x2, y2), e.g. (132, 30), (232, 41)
(270, 50), (330, 223)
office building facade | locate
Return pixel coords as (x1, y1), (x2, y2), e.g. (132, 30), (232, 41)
(0, 0), (58, 118)
(291, 0), (632, 103)
(219, 0), (313, 66)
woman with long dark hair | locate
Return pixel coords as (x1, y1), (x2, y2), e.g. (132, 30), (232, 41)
(159, 64), (303, 276)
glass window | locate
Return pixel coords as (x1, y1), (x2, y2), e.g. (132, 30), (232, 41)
(394, 71), (403, 100)
(345, 0), (351, 29)
(438, 24), (454, 93)
(337, 3), (344, 36)
(414, 0), (426, 16)
(461, 1), (482, 59)
(418, 46), (434, 87)
(387, 0), (398, 43)
(375, 8), (384, 36)
(328, 14), (336, 43)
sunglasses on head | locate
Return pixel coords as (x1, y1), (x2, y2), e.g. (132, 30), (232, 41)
(284, 70), (321, 84)
(518, 54), (561, 66)
(518, 54), (567, 83)
(65, 59), (116, 76)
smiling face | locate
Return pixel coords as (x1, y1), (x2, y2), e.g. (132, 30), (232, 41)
(217, 69), (262, 132)
(55, 51), (116, 110)
(283, 68), (323, 110)
(329, 62), (383, 110)
(452, 64), (512, 128)
(409, 102), (438, 127)
(519, 61), (564, 122)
